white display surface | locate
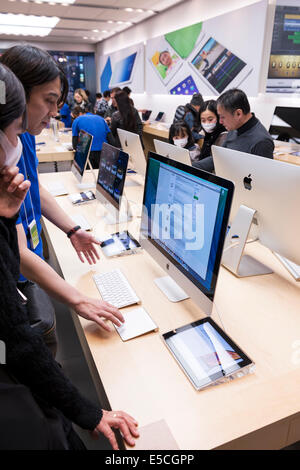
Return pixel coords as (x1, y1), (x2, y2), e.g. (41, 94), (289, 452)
(145, 1), (268, 96)
(99, 42), (144, 93)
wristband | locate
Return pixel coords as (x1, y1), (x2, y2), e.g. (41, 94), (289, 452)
(67, 225), (81, 238)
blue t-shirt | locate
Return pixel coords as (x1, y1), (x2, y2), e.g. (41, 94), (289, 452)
(17, 133), (43, 280)
(60, 103), (72, 128)
(72, 113), (110, 151)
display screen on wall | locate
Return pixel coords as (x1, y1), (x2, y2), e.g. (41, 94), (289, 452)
(145, 0), (268, 97)
(267, 3), (300, 93)
(99, 43), (144, 93)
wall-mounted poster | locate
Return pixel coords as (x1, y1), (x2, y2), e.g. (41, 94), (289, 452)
(146, 1), (268, 97)
(99, 42), (144, 93)
(267, 1), (300, 94)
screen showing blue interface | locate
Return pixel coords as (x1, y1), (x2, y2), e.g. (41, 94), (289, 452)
(100, 57), (112, 92)
(110, 52), (137, 86)
(74, 131), (92, 175)
(143, 157), (229, 296)
(191, 37), (246, 93)
(97, 144), (128, 205)
(166, 320), (244, 389)
(169, 75), (199, 95)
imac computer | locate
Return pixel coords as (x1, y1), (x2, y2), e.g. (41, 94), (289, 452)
(71, 130), (95, 189)
(139, 152), (234, 314)
(212, 146), (300, 279)
(117, 129), (146, 181)
(269, 106), (300, 144)
(154, 139), (191, 166)
(96, 142), (132, 224)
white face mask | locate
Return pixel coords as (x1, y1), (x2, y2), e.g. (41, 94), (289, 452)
(173, 137), (188, 148)
(202, 121), (217, 133)
(0, 130), (23, 169)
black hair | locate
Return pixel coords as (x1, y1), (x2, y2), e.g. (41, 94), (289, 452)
(72, 106), (85, 119)
(114, 90), (136, 132)
(103, 90), (111, 98)
(200, 100), (219, 121)
(96, 92), (102, 99)
(110, 87), (121, 95)
(0, 63), (26, 131)
(0, 44), (68, 106)
(217, 88), (250, 115)
(123, 86), (132, 95)
(168, 121), (195, 148)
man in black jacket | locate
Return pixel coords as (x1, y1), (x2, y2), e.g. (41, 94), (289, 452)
(216, 88), (274, 158)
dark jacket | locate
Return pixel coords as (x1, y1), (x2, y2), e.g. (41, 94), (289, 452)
(184, 104), (202, 141)
(110, 108), (143, 148)
(200, 122), (227, 159)
(0, 215), (102, 432)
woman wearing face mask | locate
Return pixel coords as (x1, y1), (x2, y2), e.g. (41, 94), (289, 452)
(168, 121), (200, 162)
(192, 100), (227, 173)
(0, 63), (139, 450)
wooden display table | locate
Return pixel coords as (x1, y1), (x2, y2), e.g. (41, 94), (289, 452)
(39, 170), (300, 450)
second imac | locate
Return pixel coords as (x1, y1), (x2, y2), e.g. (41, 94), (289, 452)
(71, 129), (95, 189)
(117, 128), (146, 179)
(96, 142), (132, 224)
(154, 139), (191, 166)
(212, 145), (300, 278)
(140, 151), (233, 313)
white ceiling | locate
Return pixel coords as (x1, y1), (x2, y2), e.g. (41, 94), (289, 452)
(0, 0), (184, 44)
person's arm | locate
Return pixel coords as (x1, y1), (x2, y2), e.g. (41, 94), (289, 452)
(251, 139), (274, 159)
(0, 229), (139, 446)
(38, 182), (100, 265)
(192, 156), (215, 173)
(17, 223), (124, 331)
(72, 135), (78, 150)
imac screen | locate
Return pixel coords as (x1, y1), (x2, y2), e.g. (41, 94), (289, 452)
(73, 130), (93, 176)
(97, 143), (129, 208)
(142, 153), (233, 298)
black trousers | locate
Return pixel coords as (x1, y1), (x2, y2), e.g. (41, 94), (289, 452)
(89, 151), (102, 170)
(0, 366), (86, 450)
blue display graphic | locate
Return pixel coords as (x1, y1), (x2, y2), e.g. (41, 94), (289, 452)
(100, 57), (112, 92)
(169, 75), (199, 95)
(110, 52), (137, 86)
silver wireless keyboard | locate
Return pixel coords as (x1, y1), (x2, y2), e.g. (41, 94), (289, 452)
(93, 269), (140, 309)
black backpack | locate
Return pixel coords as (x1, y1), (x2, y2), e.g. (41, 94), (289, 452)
(173, 105), (186, 124)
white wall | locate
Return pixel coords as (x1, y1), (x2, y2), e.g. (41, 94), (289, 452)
(96, 0), (300, 128)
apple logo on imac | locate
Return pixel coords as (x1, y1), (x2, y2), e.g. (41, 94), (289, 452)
(243, 174), (252, 190)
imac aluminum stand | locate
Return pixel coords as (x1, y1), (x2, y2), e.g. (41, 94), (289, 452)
(77, 159), (97, 190)
(103, 198), (133, 225)
(154, 276), (189, 302)
(222, 205), (273, 277)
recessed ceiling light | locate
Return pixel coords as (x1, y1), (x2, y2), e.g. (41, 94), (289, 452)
(137, 9), (144, 13)
(124, 8), (133, 12)
(148, 10), (154, 14)
(92, 29), (99, 32)
(0, 13), (59, 36)
(107, 20), (114, 24)
(83, 36), (88, 39)
(101, 30), (108, 33)
(117, 21), (124, 24)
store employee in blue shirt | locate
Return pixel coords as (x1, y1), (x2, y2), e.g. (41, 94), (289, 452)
(0, 45), (125, 337)
(72, 107), (115, 168)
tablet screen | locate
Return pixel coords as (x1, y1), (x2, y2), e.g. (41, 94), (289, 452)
(190, 37), (247, 93)
(101, 231), (140, 257)
(163, 317), (252, 390)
